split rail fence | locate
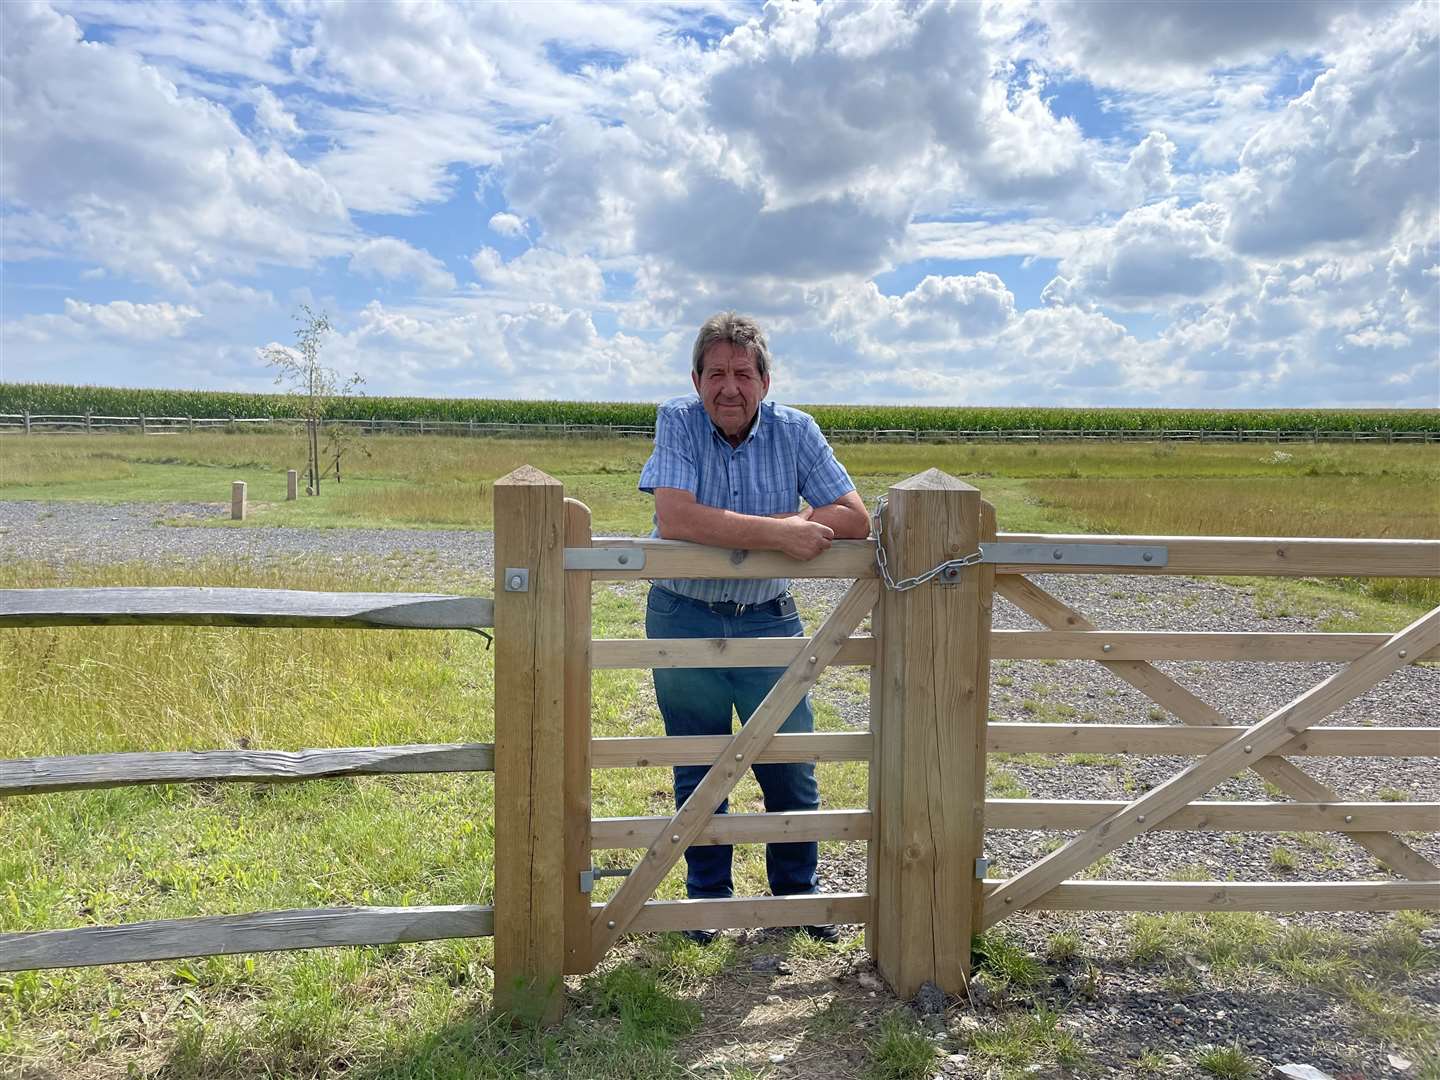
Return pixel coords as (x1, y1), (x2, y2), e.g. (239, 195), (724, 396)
(3, 411), (1436, 443)
(1, 465), (1437, 1024)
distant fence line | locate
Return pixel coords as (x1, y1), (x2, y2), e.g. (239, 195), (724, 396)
(1, 411), (1437, 443)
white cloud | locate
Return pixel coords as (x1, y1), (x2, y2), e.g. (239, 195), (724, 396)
(1051, 200), (1244, 310)
(252, 84), (302, 141)
(334, 298), (683, 399)
(488, 212), (527, 237)
(349, 237), (457, 294)
(830, 274), (1016, 358)
(1216, 4), (1439, 257)
(470, 246), (604, 307)
(312, 105), (500, 216)
(5, 298), (202, 343)
(0, 2), (351, 287)
(905, 218), (1103, 262)
(1121, 131), (1177, 206)
(1040, 0), (1400, 88)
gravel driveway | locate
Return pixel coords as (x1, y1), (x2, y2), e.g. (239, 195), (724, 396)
(4, 499), (1437, 1077)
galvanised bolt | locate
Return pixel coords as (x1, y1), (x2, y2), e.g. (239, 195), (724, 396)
(508, 574), (524, 590)
(1243, 745), (1253, 754)
(1102, 644), (1113, 653)
(671, 834), (680, 843)
(1398, 649), (1408, 659)
(735, 752), (743, 761)
(1137, 814), (1146, 823)
(1142, 552), (1154, 562)
(1053, 549), (1064, 559)
(617, 553), (629, 565)
(606, 920), (616, 929)
(809, 655), (818, 664)
(1344, 815), (1354, 824)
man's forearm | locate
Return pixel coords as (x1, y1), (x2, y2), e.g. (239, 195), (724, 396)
(656, 499), (791, 550)
(806, 502), (871, 539)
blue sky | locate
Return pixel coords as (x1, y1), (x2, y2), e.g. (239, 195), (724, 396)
(1, 0), (1436, 407)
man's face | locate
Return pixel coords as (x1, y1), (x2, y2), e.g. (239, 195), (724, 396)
(693, 341), (770, 439)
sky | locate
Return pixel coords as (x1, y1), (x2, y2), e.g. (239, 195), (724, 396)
(1, 0), (1437, 408)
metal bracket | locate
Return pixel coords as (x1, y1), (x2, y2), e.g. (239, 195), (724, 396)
(579, 866), (633, 893)
(980, 542), (1167, 568)
(503, 568), (529, 592)
(975, 857), (990, 880)
(564, 547), (647, 571)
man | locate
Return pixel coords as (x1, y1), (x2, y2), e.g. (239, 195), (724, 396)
(638, 312), (870, 945)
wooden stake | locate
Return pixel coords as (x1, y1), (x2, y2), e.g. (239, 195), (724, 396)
(493, 466), (566, 1023)
(287, 469), (298, 501)
(231, 481), (246, 521)
(871, 469), (986, 998)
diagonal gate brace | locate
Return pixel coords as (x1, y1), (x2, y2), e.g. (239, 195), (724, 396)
(996, 575), (1440, 883)
(588, 579), (879, 964)
(983, 604), (1440, 926)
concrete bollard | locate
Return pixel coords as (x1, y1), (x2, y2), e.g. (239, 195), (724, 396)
(287, 469), (298, 501)
(231, 481), (247, 521)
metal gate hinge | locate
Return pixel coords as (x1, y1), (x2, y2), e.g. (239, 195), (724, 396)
(975, 857), (990, 880)
(580, 866), (633, 893)
(564, 547), (646, 571)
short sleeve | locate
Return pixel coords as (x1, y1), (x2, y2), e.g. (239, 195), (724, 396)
(639, 406), (699, 495)
(795, 415), (855, 509)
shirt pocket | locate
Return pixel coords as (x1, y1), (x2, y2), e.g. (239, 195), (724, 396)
(751, 486), (799, 516)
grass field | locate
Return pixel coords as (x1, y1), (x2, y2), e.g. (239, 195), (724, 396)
(2, 432), (1438, 1077)
(3, 432), (1437, 606)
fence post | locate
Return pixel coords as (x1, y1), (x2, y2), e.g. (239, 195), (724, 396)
(870, 468), (989, 999)
(563, 498), (594, 974)
(231, 481), (247, 521)
(85, 410), (92, 434)
(23, 410), (30, 435)
(139, 414), (147, 435)
(287, 470), (298, 501)
(493, 465), (566, 1023)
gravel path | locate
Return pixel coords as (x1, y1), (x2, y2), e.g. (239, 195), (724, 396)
(5, 499), (1437, 1078)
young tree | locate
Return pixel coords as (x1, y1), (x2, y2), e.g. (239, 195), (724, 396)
(262, 306), (365, 495)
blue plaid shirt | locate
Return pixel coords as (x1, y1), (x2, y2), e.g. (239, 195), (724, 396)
(638, 396), (857, 604)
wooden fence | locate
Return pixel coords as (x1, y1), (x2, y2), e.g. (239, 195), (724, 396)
(1, 465), (1437, 1023)
(3, 411), (1437, 443)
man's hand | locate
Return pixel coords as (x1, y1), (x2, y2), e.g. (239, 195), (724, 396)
(775, 515), (835, 560)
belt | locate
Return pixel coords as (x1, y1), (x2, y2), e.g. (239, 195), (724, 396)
(658, 586), (791, 618)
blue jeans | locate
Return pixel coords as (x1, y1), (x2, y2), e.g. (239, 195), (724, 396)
(646, 585), (820, 900)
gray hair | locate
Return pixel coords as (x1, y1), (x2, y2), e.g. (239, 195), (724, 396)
(691, 312), (771, 380)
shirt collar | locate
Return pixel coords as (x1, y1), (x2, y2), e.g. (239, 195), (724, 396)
(707, 399), (767, 448)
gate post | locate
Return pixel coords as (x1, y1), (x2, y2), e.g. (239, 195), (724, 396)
(493, 465), (566, 1023)
(870, 469), (990, 998)
(562, 498), (594, 974)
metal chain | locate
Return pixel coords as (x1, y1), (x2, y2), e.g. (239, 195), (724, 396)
(870, 494), (984, 591)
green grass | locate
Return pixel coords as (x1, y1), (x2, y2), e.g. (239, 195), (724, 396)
(864, 1009), (936, 1080)
(1196, 1041), (1257, 1079)
(2, 431), (1437, 1074)
(5, 432), (1434, 618)
(1121, 911), (1440, 1061)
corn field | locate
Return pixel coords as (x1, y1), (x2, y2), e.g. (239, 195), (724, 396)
(2, 383), (1437, 434)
